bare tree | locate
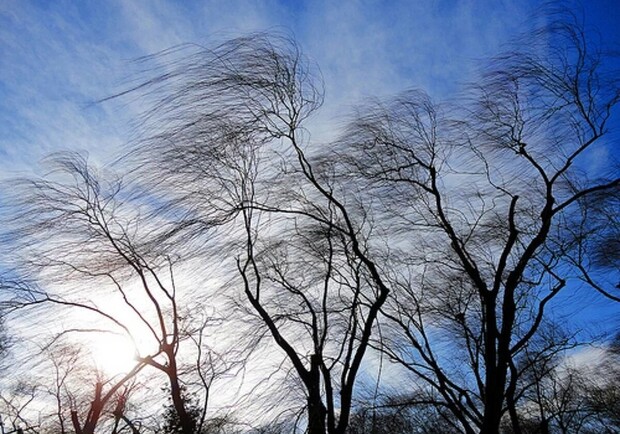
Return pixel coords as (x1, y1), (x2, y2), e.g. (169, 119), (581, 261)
(119, 33), (394, 434)
(0, 381), (40, 434)
(345, 394), (462, 434)
(2, 9), (617, 434)
(105, 9), (620, 431)
(2, 154), (229, 434)
(331, 11), (620, 434)
(581, 335), (620, 431)
(503, 336), (620, 434)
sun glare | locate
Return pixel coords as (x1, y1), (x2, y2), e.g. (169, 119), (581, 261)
(90, 333), (139, 377)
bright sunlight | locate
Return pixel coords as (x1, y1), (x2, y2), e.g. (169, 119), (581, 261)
(89, 333), (139, 377)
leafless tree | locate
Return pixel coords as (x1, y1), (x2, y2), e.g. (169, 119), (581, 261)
(1, 154), (230, 434)
(331, 11), (619, 434)
(502, 336), (620, 434)
(119, 33), (394, 434)
(0, 382), (40, 434)
(107, 9), (620, 431)
(345, 394), (462, 434)
(580, 335), (620, 431)
(2, 8), (617, 434)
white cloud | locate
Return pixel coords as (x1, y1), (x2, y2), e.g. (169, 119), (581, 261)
(4, 0), (617, 427)
(0, 0), (538, 177)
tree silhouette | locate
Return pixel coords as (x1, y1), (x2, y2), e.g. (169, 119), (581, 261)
(2, 155), (232, 434)
(334, 12), (619, 434)
(1, 9), (618, 434)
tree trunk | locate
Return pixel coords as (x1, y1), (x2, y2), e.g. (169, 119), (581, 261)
(481, 394), (503, 434)
(167, 355), (196, 434)
(481, 358), (509, 434)
(307, 392), (327, 434)
(72, 382), (104, 434)
(307, 355), (327, 434)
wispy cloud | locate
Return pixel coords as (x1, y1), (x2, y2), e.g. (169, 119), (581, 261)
(0, 0), (541, 176)
(2, 0), (619, 427)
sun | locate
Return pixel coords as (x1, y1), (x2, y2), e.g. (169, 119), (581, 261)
(90, 333), (139, 377)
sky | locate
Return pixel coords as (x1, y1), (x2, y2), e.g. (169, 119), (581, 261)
(2, 0), (617, 177)
(0, 0), (619, 429)
(0, 0), (618, 403)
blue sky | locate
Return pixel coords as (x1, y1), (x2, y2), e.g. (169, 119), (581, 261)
(0, 0), (619, 425)
(0, 1), (617, 309)
(1, 1), (619, 333)
(4, 0), (618, 175)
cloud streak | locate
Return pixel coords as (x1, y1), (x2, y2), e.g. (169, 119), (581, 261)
(0, 0), (549, 176)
